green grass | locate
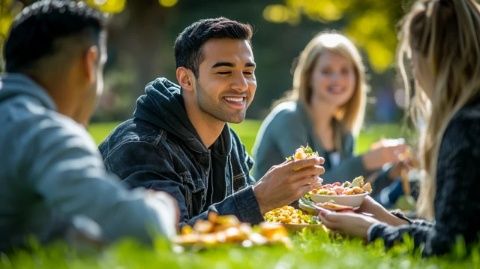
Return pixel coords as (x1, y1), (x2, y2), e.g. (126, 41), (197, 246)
(88, 120), (406, 155)
(3, 121), (479, 267)
(2, 231), (479, 268)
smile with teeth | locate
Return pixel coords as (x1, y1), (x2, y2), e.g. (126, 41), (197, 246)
(224, 96), (246, 109)
(224, 96), (245, 103)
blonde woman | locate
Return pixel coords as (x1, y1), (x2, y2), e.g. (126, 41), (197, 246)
(319, 0), (480, 256)
(252, 32), (407, 205)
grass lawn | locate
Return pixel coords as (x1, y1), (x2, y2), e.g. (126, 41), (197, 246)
(88, 120), (410, 155)
(2, 230), (479, 268)
(2, 121), (479, 267)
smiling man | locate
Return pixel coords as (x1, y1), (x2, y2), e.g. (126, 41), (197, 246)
(99, 17), (325, 227)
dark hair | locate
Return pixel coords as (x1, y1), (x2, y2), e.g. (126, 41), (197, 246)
(174, 17), (253, 77)
(4, 0), (107, 72)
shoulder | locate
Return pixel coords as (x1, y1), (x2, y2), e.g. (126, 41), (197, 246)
(100, 118), (168, 155)
(270, 101), (301, 119)
(1, 101), (103, 175)
(2, 97), (96, 150)
(439, 100), (480, 163)
(444, 100), (480, 142)
(263, 101), (308, 128)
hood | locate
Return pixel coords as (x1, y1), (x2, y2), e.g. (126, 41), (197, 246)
(0, 73), (56, 110)
(133, 77), (232, 156)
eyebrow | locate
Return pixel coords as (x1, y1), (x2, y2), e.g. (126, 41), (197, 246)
(211, 61), (256, 68)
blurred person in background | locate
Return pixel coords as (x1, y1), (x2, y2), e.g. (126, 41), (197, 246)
(252, 32), (409, 208)
(0, 0), (177, 252)
(318, 0), (480, 256)
(99, 17), (325, 228)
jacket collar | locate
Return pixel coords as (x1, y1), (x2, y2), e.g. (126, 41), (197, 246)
(133, 77), (232, 157)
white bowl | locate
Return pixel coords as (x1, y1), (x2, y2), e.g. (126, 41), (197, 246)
(310, 192), (368, 208)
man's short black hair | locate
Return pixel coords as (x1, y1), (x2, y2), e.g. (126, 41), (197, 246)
(4, 0), (107, 72)
(174, 17), (253, 77)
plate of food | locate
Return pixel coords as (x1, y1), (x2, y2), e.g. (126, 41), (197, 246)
(307, 176), (372, 209)
(263, 205), (326, 232)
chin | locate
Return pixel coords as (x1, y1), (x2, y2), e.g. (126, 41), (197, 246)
(224, 114), (246, 124)
(227, 118), (244, 124)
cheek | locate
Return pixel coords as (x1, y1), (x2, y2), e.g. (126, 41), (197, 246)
(311, 73), (326, 93)
(249, 80), (257, 93)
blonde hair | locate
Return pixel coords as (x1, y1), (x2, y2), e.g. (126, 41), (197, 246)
(283, 32), (367, 138)
(398, 0), (480, 219)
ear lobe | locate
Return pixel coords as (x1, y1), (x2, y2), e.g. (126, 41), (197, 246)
(176, 67), (194, 91)
(84, 46), (99, 84)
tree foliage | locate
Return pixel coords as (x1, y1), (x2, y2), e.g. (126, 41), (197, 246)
(263, 0), (414, 73)
(0, 0), (417, 121)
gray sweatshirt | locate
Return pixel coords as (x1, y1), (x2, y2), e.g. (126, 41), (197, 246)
(0, 73), (176, 251)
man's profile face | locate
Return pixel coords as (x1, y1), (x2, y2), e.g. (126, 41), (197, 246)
(192, 38), (256, 124)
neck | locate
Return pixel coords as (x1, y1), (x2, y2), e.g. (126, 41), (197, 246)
(306, 100), (337, 151)
(29, 72), (83, 125)
(184, 98), (225, 149)
(307, 100), (335, 130)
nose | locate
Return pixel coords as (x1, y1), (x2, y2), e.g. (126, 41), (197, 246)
(330, 72), (341, 82)
(231, 72), (249, 92)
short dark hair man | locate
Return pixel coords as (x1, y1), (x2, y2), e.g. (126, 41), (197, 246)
(0, 0), (176, 251)
(99, 17), (324, 227)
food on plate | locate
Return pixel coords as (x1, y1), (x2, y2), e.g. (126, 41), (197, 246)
(264, 206), (328, 233)
(173, 212), (291, 249)
(304, 176), (372, 208)
(315, 202), (355, 211)
(264, 206), (320, 225)
(309, 176), (371, 196)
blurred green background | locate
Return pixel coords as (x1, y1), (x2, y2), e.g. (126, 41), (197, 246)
(88, 121), (410, 155)
(1, 0), (415, 125)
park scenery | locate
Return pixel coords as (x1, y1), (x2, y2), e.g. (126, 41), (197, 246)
(1, 0), (480, 268)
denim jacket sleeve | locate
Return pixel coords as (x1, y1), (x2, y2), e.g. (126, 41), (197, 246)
(102, 140), (263, 227)
(10, 114), (177, 243)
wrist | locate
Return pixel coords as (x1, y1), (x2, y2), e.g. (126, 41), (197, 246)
(361, 154), (375, 171)
(252, 183), (268, 215)
(383, 211), (409, 226)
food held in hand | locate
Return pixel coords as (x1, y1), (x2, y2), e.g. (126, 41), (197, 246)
(287, 145), (319, 161)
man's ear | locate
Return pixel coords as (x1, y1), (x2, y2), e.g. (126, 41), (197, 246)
(84, 45), (99, 84)
(176, 67), (195, 92)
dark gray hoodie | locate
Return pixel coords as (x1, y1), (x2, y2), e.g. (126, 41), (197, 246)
(99, 77), (263, 227)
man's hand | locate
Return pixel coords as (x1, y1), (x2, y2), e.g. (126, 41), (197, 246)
(253, 157), (325, 214)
